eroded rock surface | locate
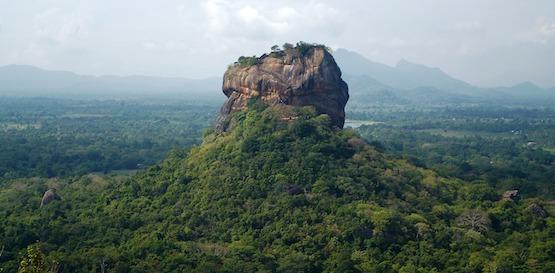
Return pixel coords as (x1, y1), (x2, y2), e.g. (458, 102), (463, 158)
(216, 46), (349, 131)
(41, 188), (61, 207)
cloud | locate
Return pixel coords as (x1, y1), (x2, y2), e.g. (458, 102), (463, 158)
(202, 0), (229, 33)
(276, 7), (299, 20)
(33, 8), (89, 46)
(1, 0), (553, 84)
(142, 40), (191, 52)
(238, 5), (259, 23)
(34, 7), (60, 21)
(538, 18), (555, 37)
(450, 21), (482, 32)
(200, 0), (343, 42)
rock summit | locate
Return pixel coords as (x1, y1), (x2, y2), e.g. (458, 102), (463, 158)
(216, 43), (349, 131)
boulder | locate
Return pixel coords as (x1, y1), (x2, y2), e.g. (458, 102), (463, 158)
(502, 190), (519, 201)
(41, 188), (61, 207)
(527, 203), (548, 218)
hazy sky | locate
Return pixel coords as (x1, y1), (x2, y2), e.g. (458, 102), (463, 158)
(1, 0), (554, 87)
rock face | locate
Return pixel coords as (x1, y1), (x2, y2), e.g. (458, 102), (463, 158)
(41, 189), (61, 207)
(502, 190), (519, 201)
(215, 46), (349, 131)
(527, 203), (548, 218)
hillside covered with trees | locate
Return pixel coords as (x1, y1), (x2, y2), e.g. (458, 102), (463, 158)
(1, 102), (554, 272)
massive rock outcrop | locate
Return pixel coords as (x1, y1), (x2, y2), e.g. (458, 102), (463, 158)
(215, 45), (349, 132)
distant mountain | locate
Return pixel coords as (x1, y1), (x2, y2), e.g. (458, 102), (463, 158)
(333, 49), (473, 92)
(2, 59), (553, 105)
(335, 52), (479, 105)
(394, 59), (475, 93)
(342, 74), (405, 104)
(0, 65), (221, 100)
(489, 82), (555, 99)
(333, 49), (555, 105)
(332, 50), (398, 85)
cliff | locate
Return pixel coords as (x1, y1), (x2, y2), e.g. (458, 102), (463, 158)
(215, 44), (349, 131)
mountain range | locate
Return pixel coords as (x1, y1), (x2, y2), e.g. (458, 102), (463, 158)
(1, 50), (553, 105)
(333, 49), (555, 105)
(0, 65), (221, 101)
(334, 49), (474, 92)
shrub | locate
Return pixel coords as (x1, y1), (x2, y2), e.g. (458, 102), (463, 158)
(236, 56), (258, 67)
(282, 43), (294, 50)
(295, 41), (329, 55)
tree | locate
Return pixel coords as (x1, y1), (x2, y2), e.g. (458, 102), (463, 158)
(271, 45), (280, 52)
(0, 244), (4, 273)
(323, 249), (358, 273)
(237, 56), (258, 67)
(277, 252), (312, 273)
(282, 43), (294, 50)
(456, 209), (490, 233)
(415, 222), (431, 240)
(18, 245), (48, 273)
(100, 257), (107, 273)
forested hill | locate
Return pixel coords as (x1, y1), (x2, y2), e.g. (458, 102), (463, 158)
(1, 103), (554, 272)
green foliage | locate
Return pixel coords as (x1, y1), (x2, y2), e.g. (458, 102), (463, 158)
(0, 98), (215, 179)
(1, 101), (554, 272)
(295, 41), (329, 55)
(17, 245), (55, 273)
(233, 42), (330, 66)
(236, 56), (258, 68)
(353, 104), (555, 197)
(282, 43), (294, 50)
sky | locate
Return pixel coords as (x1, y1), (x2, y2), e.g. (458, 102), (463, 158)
(1, 0), (554, 88)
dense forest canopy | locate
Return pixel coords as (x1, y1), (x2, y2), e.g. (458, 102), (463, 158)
(1, 99), (554, 272)
(0, 98), (217, 179)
